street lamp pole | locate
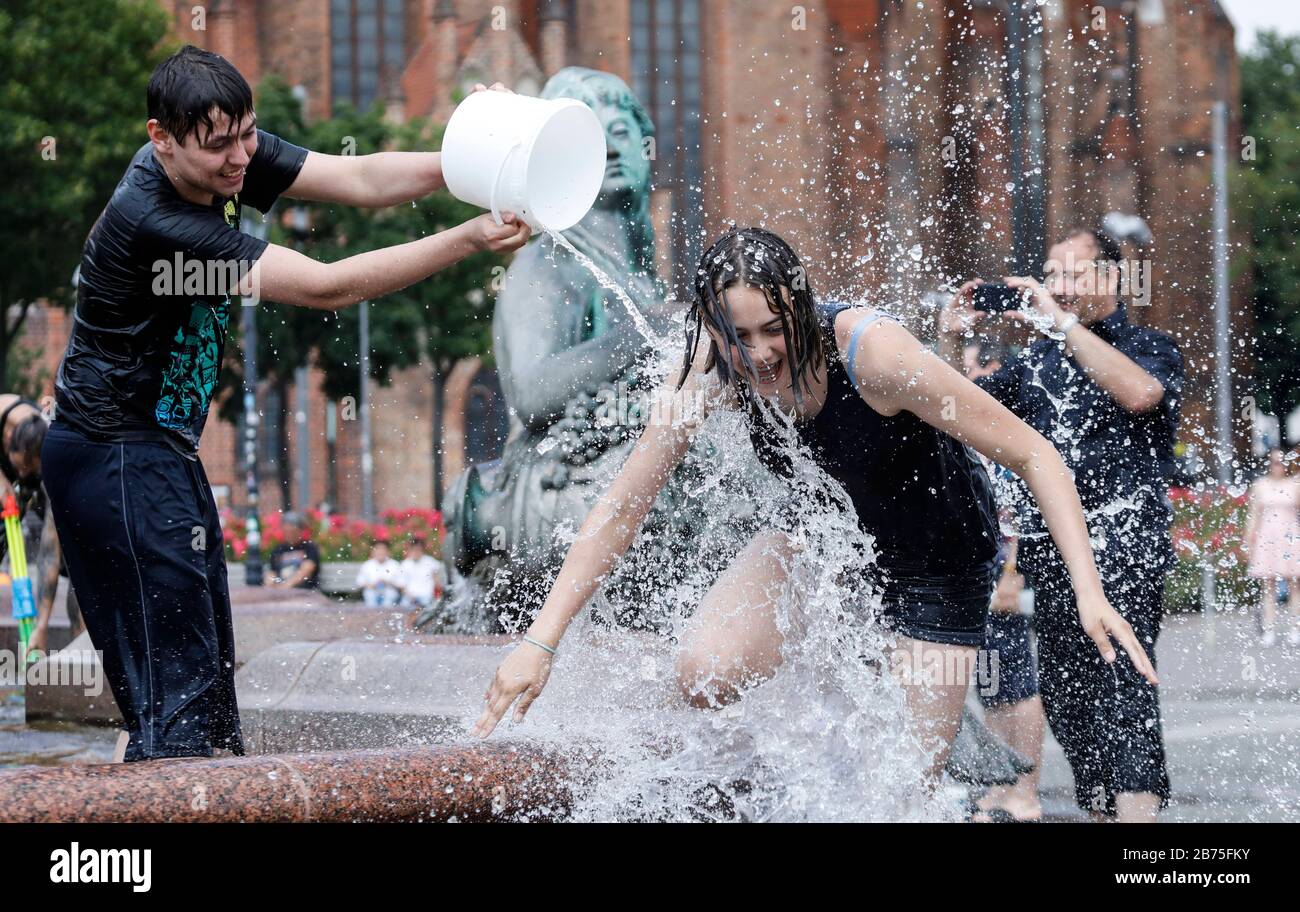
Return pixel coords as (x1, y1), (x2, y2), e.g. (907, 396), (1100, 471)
(359, 299), (374, 521)
(1211, 101), (1234, 485)
(240, 212), (268, 585)
(1004, 0), (1047, 277)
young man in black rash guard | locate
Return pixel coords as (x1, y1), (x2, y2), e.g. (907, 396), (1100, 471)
(40, 45), (530, 762)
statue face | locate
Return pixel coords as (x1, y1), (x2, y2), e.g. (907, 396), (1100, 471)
(594, 100), (651, 202)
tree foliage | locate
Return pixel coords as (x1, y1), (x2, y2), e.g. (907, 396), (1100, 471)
(0, 0), (171, 383)
(1239, 31), (1300, 418)
(218, 76), (503, 422)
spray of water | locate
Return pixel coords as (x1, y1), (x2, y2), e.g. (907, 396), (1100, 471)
(457, 229), (959, 820)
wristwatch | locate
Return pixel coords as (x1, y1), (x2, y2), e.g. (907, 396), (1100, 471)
(1054, 312), (1080, 335)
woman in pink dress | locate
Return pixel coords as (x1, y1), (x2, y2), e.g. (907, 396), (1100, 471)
(1244, 449), (1300, 646)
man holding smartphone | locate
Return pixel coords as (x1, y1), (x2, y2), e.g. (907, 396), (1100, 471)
(939, 227), (1183, 822)
(41, 45), (529, 762)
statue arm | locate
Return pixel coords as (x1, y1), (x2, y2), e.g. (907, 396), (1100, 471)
(497, 266), (650, 433)
(523, 342), (730, 646)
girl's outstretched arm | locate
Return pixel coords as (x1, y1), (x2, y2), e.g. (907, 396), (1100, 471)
(472, 345), (731, 737)
(839, 310), (1158, 685)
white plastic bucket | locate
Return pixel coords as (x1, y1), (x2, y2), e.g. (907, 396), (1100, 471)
(440, 91), (607, 232)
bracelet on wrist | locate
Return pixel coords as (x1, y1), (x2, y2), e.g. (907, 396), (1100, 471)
(522, 634), (557, 656)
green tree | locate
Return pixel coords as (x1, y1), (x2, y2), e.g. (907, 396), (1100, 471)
(219, 77), (504, 507)
(1239, 31), (1300, 418)
(0, 0), (172, 385)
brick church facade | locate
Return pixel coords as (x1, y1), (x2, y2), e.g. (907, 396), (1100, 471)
(24, 0), (1248, 518)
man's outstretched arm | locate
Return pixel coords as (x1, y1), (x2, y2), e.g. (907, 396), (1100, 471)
(286, 150), (445, 209)
(249, 212), (529, 311)
(284, 81), (510, 209)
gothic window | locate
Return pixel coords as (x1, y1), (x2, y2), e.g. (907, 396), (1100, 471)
(330, 0), (407, 110)
(630, 0), (703, 287)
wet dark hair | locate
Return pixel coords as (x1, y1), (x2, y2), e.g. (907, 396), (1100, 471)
(677, 226), (825, 407)
(147, 45), (254, 145)
(8, 415), (46, 478)
(1065, 226), (1124, 266)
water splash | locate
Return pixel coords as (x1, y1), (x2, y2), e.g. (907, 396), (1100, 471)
(459, 264), (953, 818)
(545, 228), (667, 349)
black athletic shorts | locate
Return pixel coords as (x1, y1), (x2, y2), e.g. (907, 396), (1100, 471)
(876, 560), (998, 647)
(41, 422), (245, 761)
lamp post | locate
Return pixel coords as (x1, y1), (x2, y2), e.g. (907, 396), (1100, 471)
(286, 206), (313, 513)
(240, 212), (268, 586)
(1004, 0), (1047, 276)
(1211, 101), (1233, 485)
(359, 299), (374, 521)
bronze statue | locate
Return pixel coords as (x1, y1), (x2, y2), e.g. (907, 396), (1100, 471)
(441, 68), (738, 626)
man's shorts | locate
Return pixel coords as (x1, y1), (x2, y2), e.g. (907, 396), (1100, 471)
(1027, 555), (1170, 816)
(41, 422), (244, 762)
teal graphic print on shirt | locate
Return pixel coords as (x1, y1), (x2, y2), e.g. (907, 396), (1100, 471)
(154, 299), (229, 429)
(154, 196), (238, 431)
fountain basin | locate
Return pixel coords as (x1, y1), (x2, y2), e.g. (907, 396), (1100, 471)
(0, 742), (578, 822)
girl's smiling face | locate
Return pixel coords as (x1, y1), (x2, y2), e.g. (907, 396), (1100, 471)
(706, 282), (816, 413)
(687, 227), (826, 415)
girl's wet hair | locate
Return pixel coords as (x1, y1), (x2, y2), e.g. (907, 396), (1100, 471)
(678, 226), (825, 406)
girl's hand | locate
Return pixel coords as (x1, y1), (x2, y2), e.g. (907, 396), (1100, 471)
(471, 639), (555, 738)
(463, 211), (531, 253)
(1075, 592), (1159, 685)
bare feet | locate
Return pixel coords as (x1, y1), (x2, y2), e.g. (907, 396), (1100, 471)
(973, 786), (1042, 822)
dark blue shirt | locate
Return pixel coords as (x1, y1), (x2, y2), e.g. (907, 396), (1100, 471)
(975, 304), (1184, 574)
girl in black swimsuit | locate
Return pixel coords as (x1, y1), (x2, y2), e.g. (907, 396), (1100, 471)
(474, 227), (1155, 784)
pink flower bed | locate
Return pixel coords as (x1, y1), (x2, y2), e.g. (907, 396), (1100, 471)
(222, 507), (444, 562)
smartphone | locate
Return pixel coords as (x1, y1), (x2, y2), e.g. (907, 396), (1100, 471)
(971, 282), (1031, 314)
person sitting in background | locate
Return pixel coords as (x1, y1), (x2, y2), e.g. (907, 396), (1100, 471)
(267, 512), (320, 590)
(0, 392), (83, 656)
(398, 536), (443, 609)
(1242, 448), (1300, 646)
(357, 540), (402, 607)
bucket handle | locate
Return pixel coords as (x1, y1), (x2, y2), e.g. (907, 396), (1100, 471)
(489, 139), (524, 226)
